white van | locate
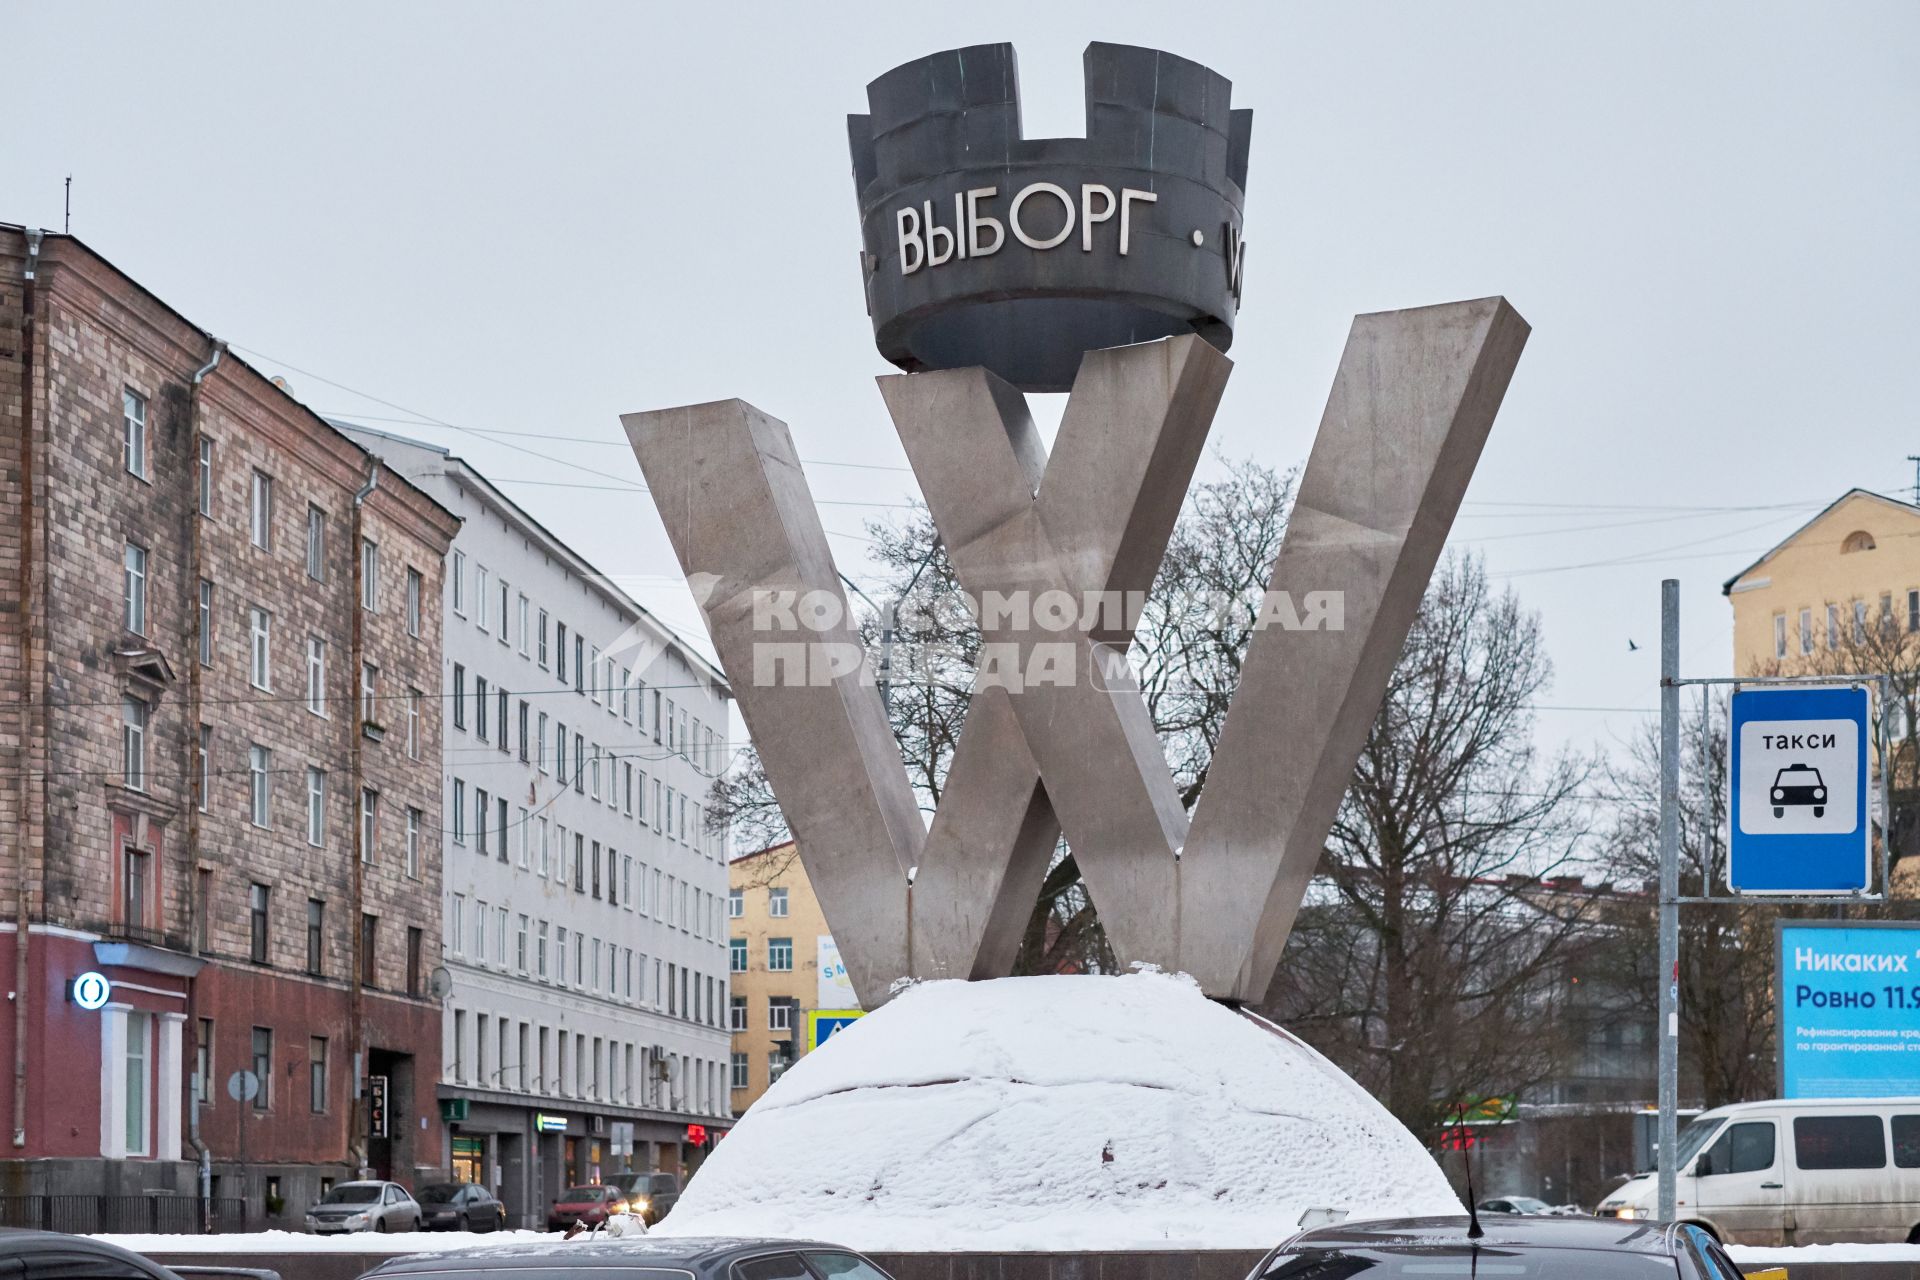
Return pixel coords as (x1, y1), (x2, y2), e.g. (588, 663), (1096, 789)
(1595, 1097), (1920, 1244)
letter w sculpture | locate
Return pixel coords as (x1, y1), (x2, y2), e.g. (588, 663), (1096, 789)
(624, 299), (1526, 1008)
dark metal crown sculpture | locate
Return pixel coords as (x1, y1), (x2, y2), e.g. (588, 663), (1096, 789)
(848, 43), (1252, 392)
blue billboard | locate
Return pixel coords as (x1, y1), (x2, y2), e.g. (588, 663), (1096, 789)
(1776, 921), (1920, 1098)
(1729, 685), (1871, 893)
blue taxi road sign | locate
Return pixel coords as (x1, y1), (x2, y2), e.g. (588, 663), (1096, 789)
(1729, 685), (1870, 893)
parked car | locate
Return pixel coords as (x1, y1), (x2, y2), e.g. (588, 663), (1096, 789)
(416, 1181), (508, 1231)
(361, 1236), (897, 1280)
(1478, 1195), (1555, 1215)
(304, 1180), (422, 1233)
(1255, 1213), (1757, 1279)
(0, 1229), (280, 1280)
(547, 1184), (620, 1231)
(605, 1169), (681, 1225)
(1597, 1096), (1920, 1244)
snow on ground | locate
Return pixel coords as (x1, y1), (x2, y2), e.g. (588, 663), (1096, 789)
(653, 970), (1461, 1251)
(92, 1230), (564, 1255)
(1728, 1244), (1920, 1262)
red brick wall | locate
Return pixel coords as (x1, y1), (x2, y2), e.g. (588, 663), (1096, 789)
(0, 224), (457, 1169)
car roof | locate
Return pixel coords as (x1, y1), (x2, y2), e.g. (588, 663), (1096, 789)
(1693, 1096), (1920, 1121)
(0, 1230), (173, 1276)
(1286, 1215), (1678, 1255)
(364, 1238), (853, 1276)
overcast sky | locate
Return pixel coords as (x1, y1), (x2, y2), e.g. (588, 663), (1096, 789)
(9, 2), (1918, 765)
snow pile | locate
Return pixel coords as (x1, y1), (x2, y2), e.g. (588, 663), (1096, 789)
(92, 1229), (562, 1255)
(655, 971), (1459, 1251)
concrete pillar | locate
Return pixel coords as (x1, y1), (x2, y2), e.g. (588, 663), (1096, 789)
(157, 1012), (186, 1161)
(99, 1003), (130, 1160)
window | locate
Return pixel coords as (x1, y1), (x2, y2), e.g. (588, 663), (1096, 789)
(407, 926), (424, 996)
(195, 1018), (212, 1104)
(498, 579), (510, 645)
(250, 470), (273, 550)
(250, 1027), (272, 1110)
(120, 697), (148, 791)
(729, 996), (747, 1032)
(1910, 591), (1920, 635)
(623, 762), (634, 816)
(306, 767), (327, 846)
(476, 566), (490, 632)
(590, 646), (601, 702)
(538, 610), (550, 667)
(360, 913), (379, 988)
(519, 701), (530, 762)
(1793, 1114), (1887, 1169)
(556, 623), (567, 680)
(122, 841), (151, 929)
(309, 1036), (328, 1113)
(574, 734), (585, 793)
(1697, 1120), (1774, 1176)
(517, 595), (529, 655)
(451, 778), (466, 844)
(574, 635), (585, 692)
(306, 637), (328, 716)
(768, 887), (789, 918)
(248, 883), (270, 964)
(1799, 608), (1813, 655)
(476, 677), (489, 739)
(123, 543), (147, 635)
(476, 787), (490, 857)
(1893, 1114), (1920, 1168)
(361, 788), (380, 862)
(123, 388), (148, 479)
(407, 689), (422, 758)
(536, 817), (549, 877)
(249, 745), (272, 828)
(1772, 613), (1786, 660)
(198, 580), (214, 666)
(361, 662), (379, 723)
(730, 1051), (749, 1091)
(769, 1000), (793, 1032)
(497, 688), (508, 752)
(1854, 599), (1869, 643)
(306, 899), (325, 974)
(1841, 529), (1877, 553)
(306, 505), (326, 580)
(406, 568), (423, 637)
(537, 713), (549, 773)
(536, 921), (549, 980)
(768, 937), (793, 971)
(728, 888), (743, 919)
(452, 550), (467, 614)
(405, 808), (421, 878)
(124, 1013), (150, 1155)
(196, 725), (211, 813)
(515, 915), (529, 973)
(557, 725), (567, 783)
(496, 796), (508, 862)
(249, 607), (272, 690)
(198, 438), (214, 515)
(1827, 603), (1840, 647)
(590, 746), (602, 800)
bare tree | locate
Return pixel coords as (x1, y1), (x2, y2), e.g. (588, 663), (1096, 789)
(1595, 693), (1779, 1108)
(1258, 555), (1599, 1144)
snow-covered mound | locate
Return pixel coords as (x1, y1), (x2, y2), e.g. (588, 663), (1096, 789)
(658, 971), (1459, 1251)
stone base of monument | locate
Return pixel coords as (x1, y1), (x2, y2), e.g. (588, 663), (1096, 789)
(652, 971), (1458, 1252)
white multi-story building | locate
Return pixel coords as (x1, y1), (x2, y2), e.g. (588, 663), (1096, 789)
(342, 425), (732, 1225)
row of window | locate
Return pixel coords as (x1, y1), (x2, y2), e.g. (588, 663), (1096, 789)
(449, 779), (726, 943)
(1692, 1113), (1920, 1174)
(240, 880), (425, 993)
(725, 994), (800, 1034)
(446, 1010), (729, 1118)
(729, 936), (795, 973)
(447, 685), (720, 859)
(1771, 590), (1920, 659)
(727, 887), (786, 918)
(727, 1049), (793, 1093)
(190, 1020), (332, 1117)
(449, 890), (723, 1023)
(448, 551), (724, 774)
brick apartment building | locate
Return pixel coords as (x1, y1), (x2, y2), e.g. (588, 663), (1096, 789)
(0, 224), (460, 1214)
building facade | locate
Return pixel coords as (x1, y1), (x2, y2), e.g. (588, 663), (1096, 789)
(341, 426), (734, 1226)
(0, 226), (459, 1216)
(727, 842), (860, 1115)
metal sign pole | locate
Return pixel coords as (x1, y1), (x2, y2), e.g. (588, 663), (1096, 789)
(1657, 579), (1680, 1222)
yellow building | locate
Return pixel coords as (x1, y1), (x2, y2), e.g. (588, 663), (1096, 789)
(1724, 489), (1920, 675)
(727, 842), (862, 1114)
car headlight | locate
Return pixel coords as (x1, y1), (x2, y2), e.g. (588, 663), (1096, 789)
(632, 1195), (650, 1211)
(1814, 787), (1825, 800)
(347, 1212), (369, 1224)
(1613, 1206), (1646, 1220)
(1772, 789), (1784, 800)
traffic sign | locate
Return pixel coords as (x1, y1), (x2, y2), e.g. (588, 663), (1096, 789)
(806, 1009), (863, 1052)
(226, 1070), (260, 1103)
(1728, 684), (1871, 894)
